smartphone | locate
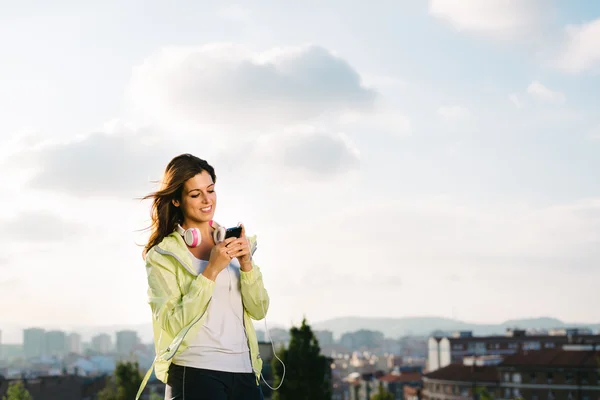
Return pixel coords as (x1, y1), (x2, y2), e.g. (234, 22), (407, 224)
(224, 226), (243, 239)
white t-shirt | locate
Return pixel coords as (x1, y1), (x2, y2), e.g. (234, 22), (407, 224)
(172, 253), (253, 373)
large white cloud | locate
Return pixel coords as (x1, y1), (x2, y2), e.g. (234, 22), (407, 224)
(252, 128), (360, 178)
(18, 129), (179, 198)
(554, 18), (600, 74)
(428, 0), (547, 39)
(126, 43), (378, 132)
(15, 123), (361, 197)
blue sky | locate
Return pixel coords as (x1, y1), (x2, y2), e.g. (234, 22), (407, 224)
(1, 0), (599, 342)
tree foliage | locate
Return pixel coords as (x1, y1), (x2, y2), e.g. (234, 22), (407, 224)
(97, 361), (143, 400)
(371, 382), (394, 400)
(475, 387), (495, 400)
(272, 317), (331, 400)
(2, 381), (32, 400)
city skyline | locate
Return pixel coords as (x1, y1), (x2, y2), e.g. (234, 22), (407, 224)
(1, 1), (600, 331)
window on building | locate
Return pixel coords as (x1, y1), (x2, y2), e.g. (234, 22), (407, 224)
(452, 344), (463, 350)
(548, 390), (555, 400)
(513, 388), (521, 398)
(508, 343), (518, 349)
(581, 373), (589, 385)
(523, 341), (541, 350)
(544, 342), (555, 348)
(504, 373), (510, 382)
(547, 372), (553, 384)
(531, 392), (539, 400)
(567, 392), (574, 400)
(475, 342), (486, 354)
(530, 372), (537, 382)
(566, 372), (574, 384)
(513, 373), (522, 383)
(504, 388), (511, 399)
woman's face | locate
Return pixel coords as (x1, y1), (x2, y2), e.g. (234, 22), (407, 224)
(176, 170), (217, 225)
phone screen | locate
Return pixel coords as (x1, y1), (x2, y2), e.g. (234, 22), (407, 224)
(225, 226), (243, 239)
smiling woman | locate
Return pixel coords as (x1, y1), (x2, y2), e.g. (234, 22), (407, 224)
(136, 153), (269, 400)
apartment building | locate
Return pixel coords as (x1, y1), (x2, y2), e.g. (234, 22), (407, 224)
(497, 345), (600, 400)
(428, 329), (600, 372)
(422, 345), (600, 400)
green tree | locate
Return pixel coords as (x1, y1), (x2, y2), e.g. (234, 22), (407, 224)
(2, 381), (32, 400)
(371, 382), (394, 400)
(475, 387), (495, 400)
(97, 361), (143, 400)
(272, 317), (331, 400)
(149, 392), (163, 400)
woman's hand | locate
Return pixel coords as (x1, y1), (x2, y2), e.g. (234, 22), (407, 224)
(203, 237), (237, 281)
(226, 224), (252, 271)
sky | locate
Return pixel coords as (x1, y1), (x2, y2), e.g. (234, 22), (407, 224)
(1, 0), (600, 342)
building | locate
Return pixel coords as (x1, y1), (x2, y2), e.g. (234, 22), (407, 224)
(423, 345), (600, 400)
(45, 330), (67, 357)
(23, 328), (46, 359)
(116, 330), (139, 357)
(91, 334), (112, 354)
(428, 329), (600, 372)
(497, 345), (600, 400)
(377, 370), (422, 399)
(422, 362), (501, 399)
(67, 333), (82, 354)
(315, 330), (335, 347)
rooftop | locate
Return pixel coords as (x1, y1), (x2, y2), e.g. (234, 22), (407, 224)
(424, 364), (499, 383)
(500, 347), (600, 368)
(378, 372), (421, 383)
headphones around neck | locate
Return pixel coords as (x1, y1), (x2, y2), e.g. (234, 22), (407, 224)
(175, 220), (226, 247)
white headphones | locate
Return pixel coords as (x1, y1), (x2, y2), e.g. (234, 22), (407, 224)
(175, 220), (226, 247)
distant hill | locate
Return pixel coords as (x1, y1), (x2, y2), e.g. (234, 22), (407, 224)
(310, 316), (600, 339)
(1, 316), (599, 344)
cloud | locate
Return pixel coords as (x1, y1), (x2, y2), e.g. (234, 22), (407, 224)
(0, 211), (85, 243)
(259, 129), (360, 177)
(338, 109), (411, 136)
(526, 81), (566, 104)
(589, 125), (600, 140)
(17, 121), (360, 197)
(554, 18), (600, 74)
(126, 44), (378, 132)
(509, 93), (524, 109)
(18, 129), (179, 198)
(428, 0), (547, 39)
(438, 105), (470, 121)
(214, 126), (361, 184)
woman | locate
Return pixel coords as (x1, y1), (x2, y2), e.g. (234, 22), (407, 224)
(136, 154), (268, 400)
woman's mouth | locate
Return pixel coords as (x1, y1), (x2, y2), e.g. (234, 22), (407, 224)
(201, 206), (212, 213)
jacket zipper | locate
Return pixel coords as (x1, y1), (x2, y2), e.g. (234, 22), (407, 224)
(154, 246), (212, 361)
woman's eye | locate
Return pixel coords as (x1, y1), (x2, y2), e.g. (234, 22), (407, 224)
(191, 195), (199, 198)
(208, 190), (215, 194)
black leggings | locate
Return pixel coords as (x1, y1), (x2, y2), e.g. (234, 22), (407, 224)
(165, 363), (264, 400)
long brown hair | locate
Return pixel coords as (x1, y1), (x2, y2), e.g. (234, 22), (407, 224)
(142, 154), (216, 256)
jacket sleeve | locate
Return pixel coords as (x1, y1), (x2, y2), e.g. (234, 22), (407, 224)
(240, 262), (270, 321)
(146, 252), (215, 335)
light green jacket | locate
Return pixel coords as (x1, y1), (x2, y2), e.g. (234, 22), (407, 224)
(135, 231), (269, 399)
